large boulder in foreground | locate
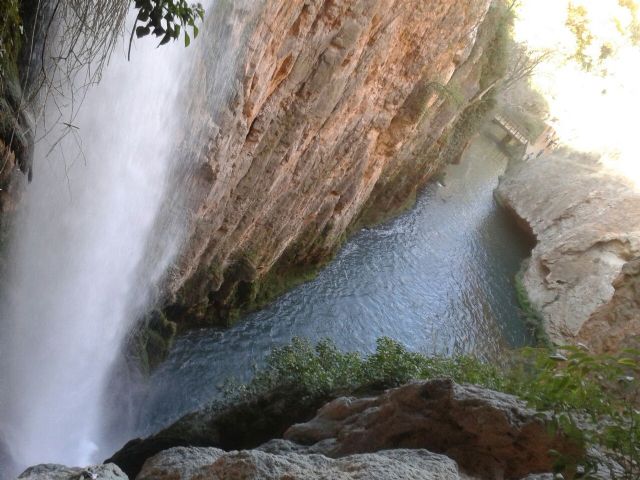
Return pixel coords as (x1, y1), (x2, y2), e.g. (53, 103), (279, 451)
(495, 150), (640, 351)
(136, 445), (463, 480)
(284, 379), (579, 480)
(110, 379), (579, 480)
(18, 463), (127, 480)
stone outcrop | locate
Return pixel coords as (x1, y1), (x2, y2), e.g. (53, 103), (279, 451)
(109, 379), (579, 480)
(136, 445), (463, 480)
(495, 150), (640, 351)
(107, 386), (334, 478)
(283, 379), (579, 479)
(18, 463), (127, 480)
(165, 0), (508, 327)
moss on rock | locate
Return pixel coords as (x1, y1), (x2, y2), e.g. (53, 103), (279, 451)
(515, 260), (551, 348)
(127, 310), (178, 375)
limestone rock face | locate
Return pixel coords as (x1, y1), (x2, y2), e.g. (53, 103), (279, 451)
(284, 379), (578, 480)
(495, 151), (640, 351)
(578, 257), (640, 352)
(17, 463), (127, 480)
(167, 0), (502, 326)
(136, 445), (463, 480)
(1, 0), (505, 327)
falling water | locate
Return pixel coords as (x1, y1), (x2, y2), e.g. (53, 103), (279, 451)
(0, 0), (258, 473)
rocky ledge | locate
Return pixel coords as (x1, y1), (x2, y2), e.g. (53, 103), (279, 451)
(23, 379), (580, 480)
(495, 150), (640, 352)
(18, 464), (127, 480)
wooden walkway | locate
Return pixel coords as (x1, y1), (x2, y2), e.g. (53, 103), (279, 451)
(493, 114), (528, 145)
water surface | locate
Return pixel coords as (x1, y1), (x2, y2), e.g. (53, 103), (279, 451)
(136, 135), (533, 434)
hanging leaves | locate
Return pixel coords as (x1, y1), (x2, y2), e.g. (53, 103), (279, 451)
(129, 0), (204, 59)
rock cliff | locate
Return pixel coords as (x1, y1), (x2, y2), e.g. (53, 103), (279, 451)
(1, 0), (509, 328)
(495, 150), (640, 351)
(165, 0), (508, 327)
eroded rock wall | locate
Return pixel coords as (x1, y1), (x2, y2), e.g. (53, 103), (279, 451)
(495, 150), (640, 351)
(167, 0), (506, 327)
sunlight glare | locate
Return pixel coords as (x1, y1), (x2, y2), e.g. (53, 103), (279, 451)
(513, 0), (640, 187)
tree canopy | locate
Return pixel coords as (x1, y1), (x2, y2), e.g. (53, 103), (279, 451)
(565, 0), (640, 73)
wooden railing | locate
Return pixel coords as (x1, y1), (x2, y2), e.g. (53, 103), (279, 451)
(493, 114), (528, 145)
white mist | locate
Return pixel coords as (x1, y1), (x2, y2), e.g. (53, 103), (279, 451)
(0, 7), (203, 471)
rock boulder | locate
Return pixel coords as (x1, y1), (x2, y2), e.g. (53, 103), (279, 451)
(136, 445), (463, 480)
(18, 463), (127, 480)
(284, 379), (581, 479)
(495, 150), (640, 351)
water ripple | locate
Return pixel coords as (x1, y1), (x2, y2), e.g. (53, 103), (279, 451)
(135, 138), (534, 434)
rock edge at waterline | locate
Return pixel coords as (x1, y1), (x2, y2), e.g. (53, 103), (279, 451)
(495, 150), (640, 352)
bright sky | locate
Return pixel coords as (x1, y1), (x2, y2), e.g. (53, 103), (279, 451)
(513, 0), (640, 185)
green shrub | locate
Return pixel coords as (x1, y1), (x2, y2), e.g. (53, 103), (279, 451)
(223, 337), (502, 402)
(506, 346), (640, 478)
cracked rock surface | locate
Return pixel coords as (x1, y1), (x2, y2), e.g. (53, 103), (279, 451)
(136, 446), (464, 480)
(283, 379), (578, 480)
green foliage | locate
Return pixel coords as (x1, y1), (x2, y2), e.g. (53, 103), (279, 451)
(0, 0), (23, 173)
(566, 3), (596, 72)
(441, 96), (497, 165)
(127, 309), (177, 375)
(224, 337), (505, 404)
(565, 0), (640, 75)
(426, 81), (465, 108)
(0, 0), (21, 74)
(225, 337), (640, 478)
(617, 0), (640, 45)
(514, 264), (551, 347)
(481, 2), (513, 91)
(438, 0), (512, 165)
(0, 0), (23, 88)
(131, 0), (204, 56)
(507, 346), (640, 478)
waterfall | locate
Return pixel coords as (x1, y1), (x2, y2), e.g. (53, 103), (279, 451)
(0, 0), (257, 473)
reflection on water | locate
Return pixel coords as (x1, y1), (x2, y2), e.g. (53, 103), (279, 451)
(135, 135), (533, 434)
